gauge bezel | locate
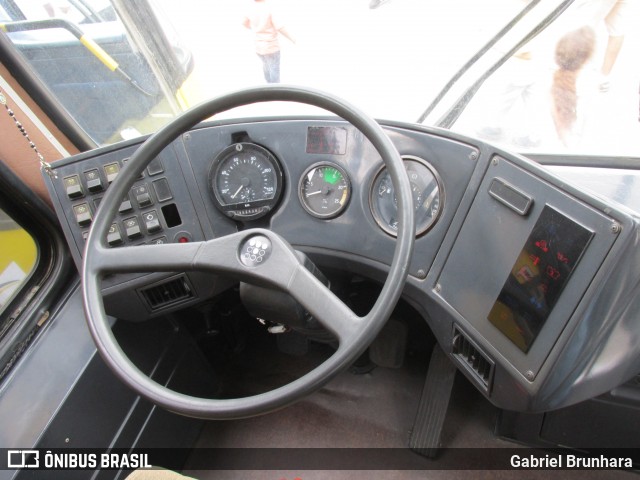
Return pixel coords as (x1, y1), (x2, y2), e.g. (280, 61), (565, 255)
(298, 161), (352, 219)
(369, 155), (443, 237)
(209, 142), (284, 221)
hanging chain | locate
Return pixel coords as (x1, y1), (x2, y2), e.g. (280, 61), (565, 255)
(0, 86), (57, 178)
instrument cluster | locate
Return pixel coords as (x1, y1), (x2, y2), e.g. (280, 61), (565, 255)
(209, 141), (442, 239)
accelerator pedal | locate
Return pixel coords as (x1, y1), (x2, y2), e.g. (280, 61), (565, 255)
(409, 344), (457, 458)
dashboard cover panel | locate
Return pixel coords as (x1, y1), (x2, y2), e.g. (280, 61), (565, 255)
(436, 156), (618, 380)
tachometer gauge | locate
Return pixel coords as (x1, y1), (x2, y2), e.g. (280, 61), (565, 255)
(299, 162), (351, 218)
(370, 156), (442, 237)
(210, 143), (283, 221)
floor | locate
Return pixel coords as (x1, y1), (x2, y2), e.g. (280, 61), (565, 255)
(180, 312), (636, 480)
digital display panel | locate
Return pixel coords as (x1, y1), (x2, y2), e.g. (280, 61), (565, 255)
(306, 127), (347, 155)
(488, 206), (594, 352)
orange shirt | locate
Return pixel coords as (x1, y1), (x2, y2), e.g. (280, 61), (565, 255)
(243, 2), (284, 55)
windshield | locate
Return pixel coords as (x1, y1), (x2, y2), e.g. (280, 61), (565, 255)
(2, 0), (638, 158)
(452, 0), (640, 156)
(163, 0), (526, 121)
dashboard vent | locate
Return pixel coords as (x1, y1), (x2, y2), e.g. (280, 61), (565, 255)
(452, 327), (494, 392)
(139, 275), (194, 311)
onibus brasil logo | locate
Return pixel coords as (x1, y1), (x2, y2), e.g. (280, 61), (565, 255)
(6, 449), (151, 470)
(7, 450), (39, 469)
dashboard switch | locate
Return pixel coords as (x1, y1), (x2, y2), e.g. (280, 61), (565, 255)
(84, 169), (104, 193)
(103, 162), (120, 183)
(143, 210), (162, 234)
(153, 178), (173, 202)
(147, 158), (164, 176)
(64, 175), (84, 199)
(119, 197), (133, 214)
(73, 203), (92, 227)
(107, 223), (123, 246)
(133, 184), (153, 208)
(149, 236), (168, 245)
(123, 216), (142, 239)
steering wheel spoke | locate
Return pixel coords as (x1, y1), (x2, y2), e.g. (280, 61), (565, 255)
(287, 264), (361, 343)
(89, 242), (203, 276)
(89, 229), (309, 283)
(90, 229), (361, 344)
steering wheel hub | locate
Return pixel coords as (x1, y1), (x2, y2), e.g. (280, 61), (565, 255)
(240, 235), (272, 266)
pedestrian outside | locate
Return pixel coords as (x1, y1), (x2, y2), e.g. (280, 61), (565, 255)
(242, 0), (296, 84)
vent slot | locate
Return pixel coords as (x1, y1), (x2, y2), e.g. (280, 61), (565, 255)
(139, 275), (194, 311)
(452, 327), (494, 392)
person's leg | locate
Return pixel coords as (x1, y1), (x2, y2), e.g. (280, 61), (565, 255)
(258, 52), (281, 83)
(267, 51), (281, 83)
(258, 54), (270, 83)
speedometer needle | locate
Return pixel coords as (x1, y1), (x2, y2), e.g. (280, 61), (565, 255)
(305, 190), (322, 197)
(231, 185), (244, 199)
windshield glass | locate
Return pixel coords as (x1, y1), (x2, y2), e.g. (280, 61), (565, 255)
(452, 0), (640, 156)
(163, 0), (526, 121)
(2, 0), (638, 158)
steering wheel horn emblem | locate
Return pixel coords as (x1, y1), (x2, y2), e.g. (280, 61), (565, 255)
(240, 235), (272, 267)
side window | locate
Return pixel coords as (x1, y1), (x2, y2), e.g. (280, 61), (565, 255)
(0, 208), (37, 314)
(1, 0), (182, 145)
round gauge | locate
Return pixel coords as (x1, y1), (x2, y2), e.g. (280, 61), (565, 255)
(370, 156), (442, 237)
(210, 142), (283, 221)
(299, 162), (351, 218)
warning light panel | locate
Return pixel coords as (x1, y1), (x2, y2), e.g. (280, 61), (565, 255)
(488, 206), (594, 353)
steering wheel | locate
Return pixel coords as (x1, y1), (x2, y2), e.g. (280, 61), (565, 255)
(82, 85), (415, 419)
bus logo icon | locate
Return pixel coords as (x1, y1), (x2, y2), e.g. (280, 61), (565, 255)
(7, 450), (39, 468)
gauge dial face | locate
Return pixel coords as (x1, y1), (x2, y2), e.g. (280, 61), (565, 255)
(299, 163), (351, 218)
(370, 156), (442, 237)
(210, 143), (283, 220)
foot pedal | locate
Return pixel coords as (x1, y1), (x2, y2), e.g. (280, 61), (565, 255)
(276, 330), (308, 356)
(349, 350), (376, 375)
(370, 318), (407, 368)
(409, 344), (457, 458)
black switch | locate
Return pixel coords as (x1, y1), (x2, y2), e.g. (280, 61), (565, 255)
(84, 169), (103, 193)
(103, 162), (120, 183)
(137, 192), (152, 207)
(73, 203), (92, 227)
(119, 197), (133, 214)
(133, 184), (153, 208)
(64, 175), (84, 199)
(147, 158), (164, 176)
(149, 236), (168, 245)
(107, 223), (123, 246)
(152, 178), (173, 202)
(123, 216), (142, 239)
(143, 210), (162, 234)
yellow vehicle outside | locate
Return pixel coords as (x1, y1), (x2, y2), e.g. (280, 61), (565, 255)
(0, 213), (37, 311)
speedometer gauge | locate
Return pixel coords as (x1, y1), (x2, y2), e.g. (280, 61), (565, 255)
(370, 156), (442, 237)
(210, 143), (283, 221)
(299, 162), (351, 218)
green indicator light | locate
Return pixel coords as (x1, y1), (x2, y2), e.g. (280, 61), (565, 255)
(323, 167), (342, 185)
